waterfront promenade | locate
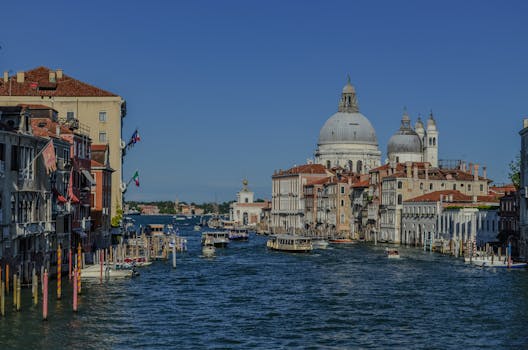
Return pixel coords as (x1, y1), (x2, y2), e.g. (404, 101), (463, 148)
(0, 227), (527, 349)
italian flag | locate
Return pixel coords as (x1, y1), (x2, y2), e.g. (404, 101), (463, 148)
(132, 171), (140, 187)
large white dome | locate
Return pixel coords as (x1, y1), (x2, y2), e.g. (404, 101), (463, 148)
(318, 112), (378, 146)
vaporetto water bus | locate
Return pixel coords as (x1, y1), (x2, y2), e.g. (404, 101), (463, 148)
(201, 231), (230, 248)
(266, 234), (313, 253)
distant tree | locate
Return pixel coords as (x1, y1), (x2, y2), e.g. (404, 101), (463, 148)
(509, 155), (521, 189)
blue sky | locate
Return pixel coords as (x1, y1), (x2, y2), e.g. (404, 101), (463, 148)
(1, 1), (527, 202)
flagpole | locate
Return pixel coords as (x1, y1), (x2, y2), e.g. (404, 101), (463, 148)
(126, 170), (139, 187)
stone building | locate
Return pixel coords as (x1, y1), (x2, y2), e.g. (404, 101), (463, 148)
(229, 180), (270, 226)
(379, 162), (491, 243)
(498, 190), (519, 256)
(402, 190), (499, 253)
(314, 78), (381, 173)
(90, 144), (114, 248)
(0, 67), (126, 218)
(271, 164), (330, 232)
(518, 118), (528, 260)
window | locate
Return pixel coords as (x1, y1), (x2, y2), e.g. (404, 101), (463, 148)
(468, 184), (471, 191)
(420, 183), (423, 190)
(341, 186), (345, 194)
(429, 183), (433, 190)
(67, 111), (75, 121)
(99, 111), (107, 122)
(480, 184), (484, 191)
(340, 199), (344, 207)
(99, 132), (107, 143)
(398, 181), (402, 189)
(356, 160), (363, 173)
(326, 160), (331, 169)
(11, 145), (19, 171)
(397, 194), (402, 205)
(452, 184), (456, 190)
(348, 160), (353, 171)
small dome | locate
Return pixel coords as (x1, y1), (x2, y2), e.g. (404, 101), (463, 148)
(387, 131), (422, 154)
(318, 112), (378, 145)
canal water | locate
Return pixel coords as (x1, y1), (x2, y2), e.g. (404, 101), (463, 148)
(1, 215), (527, 349)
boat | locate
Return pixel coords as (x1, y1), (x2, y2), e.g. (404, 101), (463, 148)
(202, 236), (216, 257)
(312, 238), (329, 249)
(81, 263), (135, 279)
(194, 225), (201, 231)
(386, 248), (400, 259)
(266, 234), (312, 253)
(479, 260), (527, 268)
(228, 228), (249, 241)
(124, 257), (152, 267)
(201, 231), (230, 247)
(328, 237), (355, 244)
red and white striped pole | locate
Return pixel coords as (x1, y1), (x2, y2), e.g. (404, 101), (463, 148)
(57, 244), (62, 300)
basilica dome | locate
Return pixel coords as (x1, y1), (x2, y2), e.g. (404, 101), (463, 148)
(318, 112), (378, 146)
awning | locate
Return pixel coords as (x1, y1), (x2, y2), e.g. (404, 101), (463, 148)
(52, 188), (68, 203)
(81, 170), (96, 185)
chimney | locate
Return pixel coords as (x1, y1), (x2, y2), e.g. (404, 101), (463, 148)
(406, 162), (412, 178)
(483, 166), (487, 179)
(425, 163), (429, 181)
(413, 165), (418, 180)
(3, 71), (7, 83)
(56, 125), (60, 137)
(16, 71), (24, 83)
(474, 164), (479, 181)
(49, 71), (56, 82)
(469, 162), (473, 175)
(524, 118), (528, 129)
(56, 69), (63, 79)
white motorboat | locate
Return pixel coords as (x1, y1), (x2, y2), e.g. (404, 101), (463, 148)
(386, 248), (400, 259)
(202, 237), (216, 257)
(80, 264), (134, 279)
(312, 239), (329, 250)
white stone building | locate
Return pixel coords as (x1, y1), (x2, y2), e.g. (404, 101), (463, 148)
(229, 180), (270, 226)
(314, 78), (381, 173)
(402, 190), (499, 252)
(519, 118), (528, 259)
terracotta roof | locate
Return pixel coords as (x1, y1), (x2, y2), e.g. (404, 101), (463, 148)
(18, 104), (58, 111)
(384, 167), (488, 181)
(233, 202), (270, 208)
(306, 177), (330, 186)
(405, 190), (499, 204)
(351, 179), (369, 188)
(274, 164), (328, 176)
(0, 67), (118, 97)
(30, 118), (71, 138)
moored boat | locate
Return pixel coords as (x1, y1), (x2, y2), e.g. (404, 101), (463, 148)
(81, 264), (135, 279)
(329, 238), (355, 244)
(266, 234), (312, 253)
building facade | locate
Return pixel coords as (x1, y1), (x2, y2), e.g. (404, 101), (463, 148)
(0, 67), (126, 218)
(519, 119), (528, 259)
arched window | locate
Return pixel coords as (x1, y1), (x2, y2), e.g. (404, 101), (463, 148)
(356, 160), (363, 173)
(453, 184), (456, 190)
(398, 181), (402, 189)
(326, 160), (331, 169)
(348, 160), (353, 171)
(420, 183), (423, 190)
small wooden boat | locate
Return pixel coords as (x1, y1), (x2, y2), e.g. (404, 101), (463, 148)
(328, 238), (355, 244)
(386, 248), (400, 259)
(266, 235), (312, 253)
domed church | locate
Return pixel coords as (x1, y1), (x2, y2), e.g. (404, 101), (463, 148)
(387, 109), (438, 167)
(315, 77), (381, 174)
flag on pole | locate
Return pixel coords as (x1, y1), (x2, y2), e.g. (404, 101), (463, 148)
(127, 129), (141, 149)
(42, 140), (57, 174)
(67, 170), (79, 203)
(132, 171), (140, 187)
